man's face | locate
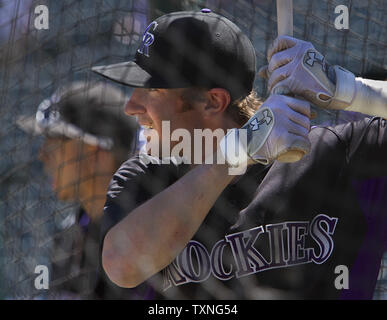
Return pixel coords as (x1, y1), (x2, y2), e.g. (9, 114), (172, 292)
(38, 137), (87, 201)
(125, 88), (206, 153)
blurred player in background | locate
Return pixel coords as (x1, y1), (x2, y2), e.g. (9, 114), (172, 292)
(17, 81), (154, 299)
(93, 10), (387, 299)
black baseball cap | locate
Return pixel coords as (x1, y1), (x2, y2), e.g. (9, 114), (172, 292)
(92, 9), (256, 101)
(17, 81), (139, 156)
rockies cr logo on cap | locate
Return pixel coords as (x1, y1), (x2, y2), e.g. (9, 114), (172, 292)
(137, 21), (158, 57)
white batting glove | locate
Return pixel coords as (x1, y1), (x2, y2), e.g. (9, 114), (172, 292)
(259, 36), (356, 110)
(220, 94), (311, 167)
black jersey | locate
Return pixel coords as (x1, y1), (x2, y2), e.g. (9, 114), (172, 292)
(102, 117), (387, 299)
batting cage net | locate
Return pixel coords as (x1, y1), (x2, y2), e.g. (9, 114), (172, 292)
(0, 0), (386, 300)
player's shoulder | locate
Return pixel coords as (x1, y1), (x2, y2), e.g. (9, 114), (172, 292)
(118, 153), (188, 175)
(107, 153), (190, 202)
(310, 116), (380, 143)
(111, 153), (189, 190)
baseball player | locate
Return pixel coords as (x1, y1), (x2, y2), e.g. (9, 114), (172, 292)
(93, 10), (387, 299)
(17, 81), (152, 299)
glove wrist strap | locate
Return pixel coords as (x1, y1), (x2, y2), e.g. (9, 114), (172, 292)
(329, 65), (356, 109)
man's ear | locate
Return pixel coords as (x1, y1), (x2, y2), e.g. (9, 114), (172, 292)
(203, 88), (231, 117)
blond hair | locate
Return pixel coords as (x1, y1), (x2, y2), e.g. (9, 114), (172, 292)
(227, 90), (263, 126)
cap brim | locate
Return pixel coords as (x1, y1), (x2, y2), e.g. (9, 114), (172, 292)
(16, 115), (75, 138)
(16, 116), (114, 149)
(92, 61), (152, 87)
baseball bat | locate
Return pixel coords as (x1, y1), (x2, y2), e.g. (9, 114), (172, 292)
(275, 0), (306, 163)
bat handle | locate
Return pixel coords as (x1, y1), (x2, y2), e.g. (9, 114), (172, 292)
(273, 86), (307, 163)
(277, 150), (306, 162)
(274, 0), (305, 163)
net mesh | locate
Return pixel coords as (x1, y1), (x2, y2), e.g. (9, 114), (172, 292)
(0, 0), (386, 299)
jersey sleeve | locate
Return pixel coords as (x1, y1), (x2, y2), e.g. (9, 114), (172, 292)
(100, 155), (190, 246)
(331, 117), (387, 178)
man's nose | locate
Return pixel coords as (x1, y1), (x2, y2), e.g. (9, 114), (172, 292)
(125, 91), (146, 116)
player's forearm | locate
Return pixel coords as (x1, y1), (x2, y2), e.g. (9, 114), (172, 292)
(343, 78), (387, 119)
(102, 162), (234, 288)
